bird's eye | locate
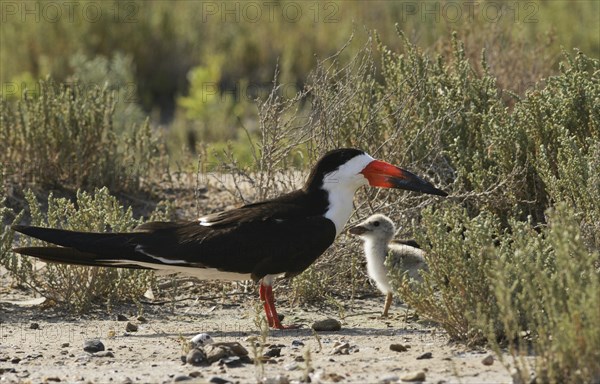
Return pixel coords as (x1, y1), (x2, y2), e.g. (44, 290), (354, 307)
(373, 221), (379, 227)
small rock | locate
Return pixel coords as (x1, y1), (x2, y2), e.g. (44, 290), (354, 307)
(389, 344), (408, 352)
(122, 378), (133, 384)
(263, 347), (281, 358)
(291, 340), (304, 347)
(400, 370), (426, 382)
(206, 345), (230, 364)
(209, 377), (233, 384)
(380, 374), (399, 383)
(173, 375), (192, 382)
(11, 357), (21, 364)
(262, 374), (290, 384)
(116, 314), (128, 321)
(45, 377), (61, 382)
(284, 362), (299, 371)
(312, 318), (342, 332)
(188, 371), (202, 378)
(93, 351), (114, 358)
(219, 356), (242, 367)
(84, 339), (105, 353)
(186, 348), (208, 366)
(482, 354), (494, 365)
(212, 342), (248, 356)
(416, 352), (432, 360)
(125, 322), (138, 332)
(29, 323), (40, 330)
(190, 333), (214, 348)
(331, 342), (350, 355)
(61, 342), (70, 348)
(137, 316), (148, 323)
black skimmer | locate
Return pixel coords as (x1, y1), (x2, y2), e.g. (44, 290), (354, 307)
(349, 214), (428, 317)
(12, 148), (446, 329)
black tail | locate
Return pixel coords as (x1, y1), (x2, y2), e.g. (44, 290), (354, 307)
(11, 225), (153, 268)
(12, 225), (143, 253)
(12, 246), (149, 269)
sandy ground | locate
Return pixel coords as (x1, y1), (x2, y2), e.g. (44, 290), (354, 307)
(0, 279), (513, 384)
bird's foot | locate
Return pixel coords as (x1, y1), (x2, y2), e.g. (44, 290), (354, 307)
(267, 314), (302, 330)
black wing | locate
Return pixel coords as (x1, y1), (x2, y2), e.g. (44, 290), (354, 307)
(13, 193), (336, 281)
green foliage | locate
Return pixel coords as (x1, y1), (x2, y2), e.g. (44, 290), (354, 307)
(68, 51), (146, 132)
(2, 1), (596, 137)
(392, 206), (501, 344)
(0, 78), (161, 193)
(3, 187), (172, 312)
(488, 204), (600, 383)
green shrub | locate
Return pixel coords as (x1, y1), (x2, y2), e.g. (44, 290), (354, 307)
(0, 78), (161, 193)
(488, 204), (600, 383)
(3, 187), (172, 312)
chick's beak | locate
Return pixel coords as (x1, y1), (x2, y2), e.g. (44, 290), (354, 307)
(348, 225), (368, 236)
(360, 160), (448, 197)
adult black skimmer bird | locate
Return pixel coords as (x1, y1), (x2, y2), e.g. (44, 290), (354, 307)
(12, 148), (446, 329)
(349, 214), (428, 317)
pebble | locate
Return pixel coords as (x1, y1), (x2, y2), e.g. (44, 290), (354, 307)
(380, 374), (399, 383)
(331, 342), (350, 355)
(45, 377), (61, 382)
(284, 362), (300, 371)
(186, 348), (208, 366)
(482, 354), (494, 365)
(212, 342), (248, 356)
(137, 316), (148, 323)
(389, 344), (408, 352)
(61, 343), (70, 348)
(206, 346), (230, 364)
(400, 370), (426, 382)
(291, 340), (304, 347)
(29, 323), (40, 330)
(93, 351), (114, 358)
(263, 347), (281, 358)
(312, 318), (342, 332)
(125, 322), (138, 332)
(209, 377), (233, 384)
(262, 374), (290, 384)
(190, 333), (214, 348)
(416, 352), (432, 360)
(172, 375), (192, 382)
(83, 340), (105, 353)
(218, 356), (242, 367)
(116, 314), (128, 321)
(11, 357), (21, 364)
(188, 371), (202, 378)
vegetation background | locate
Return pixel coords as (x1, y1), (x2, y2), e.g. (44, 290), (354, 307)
(1, 1), (599, 383)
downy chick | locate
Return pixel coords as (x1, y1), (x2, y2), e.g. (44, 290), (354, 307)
(349, 214), (428, 317)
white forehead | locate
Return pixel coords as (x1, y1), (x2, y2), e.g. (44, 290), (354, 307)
(322, 153), (375, 185)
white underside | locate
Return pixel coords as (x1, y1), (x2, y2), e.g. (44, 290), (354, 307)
(363, 239), (427, 294)
(364, 239), (394, 294)
(107, 260), (255, 281)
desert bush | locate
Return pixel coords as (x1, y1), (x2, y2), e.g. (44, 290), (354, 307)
(392, 205), (501, 344)
(2, 1), (596, 128)
(3, 187), (172, 312)
(487, 204), (600, 383)
(0, 78), (161, 193)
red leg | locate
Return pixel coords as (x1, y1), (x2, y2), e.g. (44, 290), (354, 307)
(259, 283), (275, 327)
(261, 283), (300, 330)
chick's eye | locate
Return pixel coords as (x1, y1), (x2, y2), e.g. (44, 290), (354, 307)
(373, 221), (379, 227)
